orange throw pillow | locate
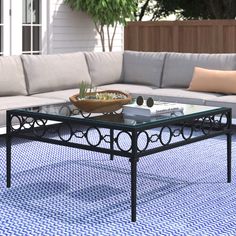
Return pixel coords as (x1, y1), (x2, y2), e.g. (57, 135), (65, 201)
(188, 67), (236, 94)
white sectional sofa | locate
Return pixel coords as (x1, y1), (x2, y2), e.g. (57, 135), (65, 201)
(1, 50), (236, 131)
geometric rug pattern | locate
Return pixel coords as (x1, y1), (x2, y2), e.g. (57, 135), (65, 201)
(0, 131), (235, 235)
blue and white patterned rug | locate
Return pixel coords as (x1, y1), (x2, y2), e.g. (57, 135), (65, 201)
(0, 130), (235, 236)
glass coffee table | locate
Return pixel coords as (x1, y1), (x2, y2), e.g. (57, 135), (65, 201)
(6, 102), (232, 222)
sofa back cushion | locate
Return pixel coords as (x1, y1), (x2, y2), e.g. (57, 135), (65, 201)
(123, 51), (166, 87)
(21, 52), (91, 95)
(0, 56), (27, 96)
(162, 53), (236, 88)
(85, 52), (123, 86)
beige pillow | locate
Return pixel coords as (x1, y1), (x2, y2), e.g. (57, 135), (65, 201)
(188, 67), (236, 94)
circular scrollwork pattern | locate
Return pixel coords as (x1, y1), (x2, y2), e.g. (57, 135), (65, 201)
(32, 119), (48, 137)
(58, 123), (73, 142)
(10, 115), (22, 131)
(86, 127), (102, 147)
(116, 131), (132, 152)
(137, 131), (149, 152)
(22, 117), (35, 129)
(159, 126), (172, 146)
(59, 104), (72, 117)
(34, 119), (47, 127)
(181, 125), (193, 140)
(218, 113), (228, 128)
(201, 117), (213, 135)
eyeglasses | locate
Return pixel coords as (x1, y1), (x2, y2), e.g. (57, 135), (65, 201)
(136, 96), (154, 107)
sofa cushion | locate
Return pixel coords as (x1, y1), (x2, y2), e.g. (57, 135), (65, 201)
(188, 67), (236, 94)
(98, 83), (158, 95)
(162, 53), (236, 88)
(0, 96), (63, 110)
(21, 52), (91, 95)
(85, 52), (123, 86)
(205, 95), (236, 117)
(0, 56), (27, 96)
(123, 51), (166, 87)
(32, 89), (80, 102)
(0, 110), (5, 128)
(98, 85), (222, 106)
(130, 88), (222, 105)
(0, 96), (64, 130)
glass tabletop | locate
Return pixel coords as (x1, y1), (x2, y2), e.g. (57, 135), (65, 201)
(13, 102), (229, 128)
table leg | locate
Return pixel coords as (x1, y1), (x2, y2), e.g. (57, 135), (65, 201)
(6, 112), (12, 188)
(227, 133), (231, 183)
(110, 129), (114, 160)
(130, 157), (138, 222)
(226, 110), (232, 183)
(130, 130), (138, 222)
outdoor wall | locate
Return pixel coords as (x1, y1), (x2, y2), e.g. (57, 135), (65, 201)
(48, 0), (124, 53)
(124, 20), (236, 53)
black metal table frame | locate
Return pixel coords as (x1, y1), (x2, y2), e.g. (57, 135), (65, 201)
(6, 107), (232, 222)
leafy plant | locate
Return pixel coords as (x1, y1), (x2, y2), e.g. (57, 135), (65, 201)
(78, 81), (127, 100)
(64, 0), (137, 51)
(95, 92), (126, 100)
(79, 81), (90, 99)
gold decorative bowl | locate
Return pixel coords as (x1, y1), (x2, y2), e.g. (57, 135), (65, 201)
(69, 90), (132, 113)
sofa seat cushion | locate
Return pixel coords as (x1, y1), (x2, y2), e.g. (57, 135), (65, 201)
(0, 110), (5, 128)
(32, 85), (159, 103)
(0, 56), (27, 96)
(85, 52), (123, 86)
(98, 85), (222, 105)
(21, 52), (91, 95)
(32, 89), (80, 101)
(98, 83), (158, 95)
(205, 96), (236, 117)
(0, 96), (63, 110)
(129, 88), (222, 105)
(0, 96), (64, 130)
(162, 53), (236, 88)
(123, 51), (166, 87)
